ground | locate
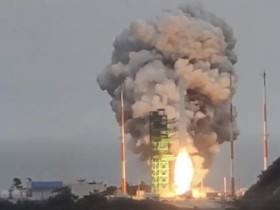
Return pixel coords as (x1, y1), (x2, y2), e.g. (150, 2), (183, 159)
(165, 198), (231, 210)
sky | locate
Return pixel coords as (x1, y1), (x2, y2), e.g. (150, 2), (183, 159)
(0, 0), (280, 191)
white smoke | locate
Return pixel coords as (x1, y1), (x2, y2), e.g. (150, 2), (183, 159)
(97, 3), (239, 186)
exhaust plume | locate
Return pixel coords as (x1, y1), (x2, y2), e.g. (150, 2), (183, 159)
(97, 3), (239, 186)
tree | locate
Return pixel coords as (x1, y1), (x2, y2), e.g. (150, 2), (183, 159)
(104, 186), (117, 196)
(76, 194), (107, 210)
(48, 187), (77, 210)
(12, 177), (22, 189)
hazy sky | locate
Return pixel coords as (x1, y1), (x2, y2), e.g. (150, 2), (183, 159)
(0, 0), (280, 191)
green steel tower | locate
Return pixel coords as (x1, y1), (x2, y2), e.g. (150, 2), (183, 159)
(149, 109), (175, 197)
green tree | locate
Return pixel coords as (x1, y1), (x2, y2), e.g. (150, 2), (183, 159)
(48, 187), (77, 210)
(104, 186), (117, 196)
(13, 177), (22, 189)
(76, 194), (107, 210)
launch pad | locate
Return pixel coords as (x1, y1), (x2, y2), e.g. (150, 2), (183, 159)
(149, 109), (176, 197)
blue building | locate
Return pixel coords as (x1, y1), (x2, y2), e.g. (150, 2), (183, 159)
(27, 181), (63, 200)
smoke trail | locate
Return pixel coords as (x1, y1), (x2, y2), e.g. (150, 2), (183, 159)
(97, 3), (239, 186)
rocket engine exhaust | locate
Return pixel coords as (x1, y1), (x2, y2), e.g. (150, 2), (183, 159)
(97, 3), (239, 187)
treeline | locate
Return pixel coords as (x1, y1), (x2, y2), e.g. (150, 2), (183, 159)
(244, 156), (280, 199)
(236, 157), (280, 210)
(0, 190), (177, 210)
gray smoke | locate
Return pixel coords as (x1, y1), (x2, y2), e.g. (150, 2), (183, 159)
(97, 3), (239, 186)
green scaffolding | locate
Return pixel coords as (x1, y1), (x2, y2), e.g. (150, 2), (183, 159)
(149, 109), (175, 196)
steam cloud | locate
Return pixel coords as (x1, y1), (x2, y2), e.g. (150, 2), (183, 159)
(97, 3), (239, 186)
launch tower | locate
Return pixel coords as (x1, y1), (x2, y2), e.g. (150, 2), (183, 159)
(149, 109), (175, 197)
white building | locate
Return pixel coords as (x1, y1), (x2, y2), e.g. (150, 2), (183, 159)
(1, 179), (107, 201)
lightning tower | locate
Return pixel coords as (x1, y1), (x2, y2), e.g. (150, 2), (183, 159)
(262, 71), (268, 170)
(120, 85), (127, 194)
(229, 72), (235, 196)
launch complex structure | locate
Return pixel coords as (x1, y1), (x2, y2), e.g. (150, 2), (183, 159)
(120, 92), (239, 197)
(149, 109), (176, 197)
(120, 98), (176, 197)
(120, 87), (176, 197)
(120, 80), (247, 197)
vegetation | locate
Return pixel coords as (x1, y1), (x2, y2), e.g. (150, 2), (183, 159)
(12, 178), (22, 189)
(243, 157), (280, 199)
(0, 189), (178, 210)
(236, 156), (280, 210)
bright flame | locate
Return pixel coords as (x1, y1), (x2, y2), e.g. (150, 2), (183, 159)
(174, 147), (194, 195)
(192, 188), (206, 198)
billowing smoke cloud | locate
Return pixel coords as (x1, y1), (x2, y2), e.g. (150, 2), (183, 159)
(97, 3), (239, 186)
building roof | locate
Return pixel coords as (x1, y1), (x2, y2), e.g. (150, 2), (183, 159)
(31, 181), (63, 190)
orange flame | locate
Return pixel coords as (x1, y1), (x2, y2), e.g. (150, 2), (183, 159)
(174, 147), (194, 195)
